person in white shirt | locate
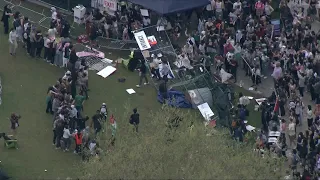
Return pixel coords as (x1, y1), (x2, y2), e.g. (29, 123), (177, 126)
(69, 105), (78, 130)
(264, 2), (274, 16)
(288, 118), (296, 148)
(62, 125), (72, 151)
(233, 0), (242, 10)
(307, 105), (313, 129)
(43, 34), (51, 61)
(238, 93), (250, 106)
(47, 24), (57, 40)
(150, 54), (161, 80)
(9, 28), (18, 55)
(51, 7), (57, 22)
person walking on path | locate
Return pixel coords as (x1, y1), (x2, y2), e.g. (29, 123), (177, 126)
(9, 28), (18, 55)
(129, 108), (140, 132)
(136, 59), (149, 88)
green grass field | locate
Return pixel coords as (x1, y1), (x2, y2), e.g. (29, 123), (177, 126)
(0, 32), (162, 179)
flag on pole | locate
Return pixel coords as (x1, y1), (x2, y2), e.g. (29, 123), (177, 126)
(110, 114), (117, 136)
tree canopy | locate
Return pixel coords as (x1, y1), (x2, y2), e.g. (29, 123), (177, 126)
(81, 104), (285, 179)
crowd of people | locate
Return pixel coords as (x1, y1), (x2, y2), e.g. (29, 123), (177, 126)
(3, 5), (72, 67)
(145, 0), (320, 179)
(3, 0), (320, 178)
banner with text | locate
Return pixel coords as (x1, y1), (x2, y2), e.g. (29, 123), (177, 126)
(134, 31), (151, 51)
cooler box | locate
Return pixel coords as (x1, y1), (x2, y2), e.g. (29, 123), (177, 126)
(74, 5), (86, 24)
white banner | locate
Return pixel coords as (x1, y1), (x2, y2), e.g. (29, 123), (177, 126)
(134, 31), (151, 51)
(91, 0), (117, 16)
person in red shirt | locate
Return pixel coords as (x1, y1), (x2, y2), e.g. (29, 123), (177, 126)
(74, 130), (83, 154)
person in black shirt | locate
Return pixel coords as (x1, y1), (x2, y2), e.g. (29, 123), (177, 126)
(159, 80), (169, 102)
(76, 114), (89, 131)
(93, 9), (105, 23)
(136, 59), (149, 88)
(1, 5), (13, 34)
(91, 110), (102, 135)
(129, 108), (140, 132)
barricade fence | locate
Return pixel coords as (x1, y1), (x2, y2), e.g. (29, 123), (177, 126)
(0, 0), (138, 51)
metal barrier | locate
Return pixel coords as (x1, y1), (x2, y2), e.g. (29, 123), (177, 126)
(3, 0), (47, 24)
(0, 0), (138, 51)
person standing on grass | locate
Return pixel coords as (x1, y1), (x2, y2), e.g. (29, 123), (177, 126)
(1, 5), (13, 34)
(136, 59), (149, 88)
(29, 26), (36, 57)
(129, 108), (140, 132)
(69, 105), (78, 131)
(9, 113), (21, 138)
(13, 12), (23, 42)
(72, 92), (86, 112)
(8, 28), (18, 56)
(74, 129), (83, 154)
(46, 86), (58, 114)
(62, 125), (72, 152)
(43, 33), (50, 61)
(35, 30), (44, 58)
(91, 110), (102, 135)
(54, 114), (64, 149)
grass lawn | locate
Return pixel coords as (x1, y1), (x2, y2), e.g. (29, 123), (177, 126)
(233, 86), (263, 129)
(0, 32), (162, 179)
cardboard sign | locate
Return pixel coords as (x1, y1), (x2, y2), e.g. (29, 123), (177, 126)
(134, 31), (151, 50)
(147, 36), (157, 45)
(140, 9), (149, 16)
(197, 103), (214, 121)
(103, 0), (117, 11)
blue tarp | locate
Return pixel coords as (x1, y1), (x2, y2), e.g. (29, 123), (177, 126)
(128, 0), (210, 15)
(157, 89), (192, 108)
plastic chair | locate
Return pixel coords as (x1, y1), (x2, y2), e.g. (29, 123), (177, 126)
(3, 135), (18, 149)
